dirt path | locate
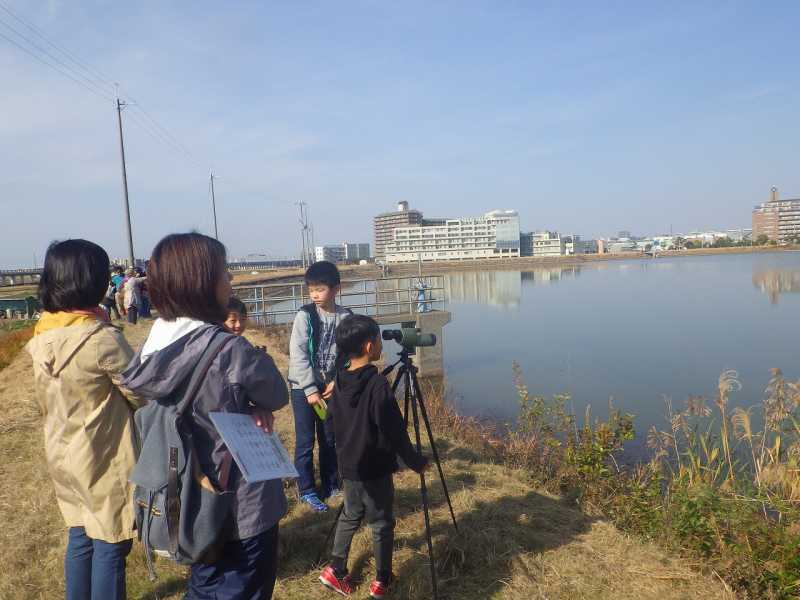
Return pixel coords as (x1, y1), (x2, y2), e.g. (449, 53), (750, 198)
(0, 321), (732, 599)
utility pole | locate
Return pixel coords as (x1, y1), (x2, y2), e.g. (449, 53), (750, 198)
(116, 95), (135, 267)
(210, 172), (219, 240)
(295, 201), (317, 268)
(296, 201), (308, 269)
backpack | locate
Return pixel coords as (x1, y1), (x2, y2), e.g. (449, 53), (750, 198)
(129, 330), (235, 580)
(300, 303), (353, 382)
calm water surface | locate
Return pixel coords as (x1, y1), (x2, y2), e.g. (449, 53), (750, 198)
(439, 252), (800, 442)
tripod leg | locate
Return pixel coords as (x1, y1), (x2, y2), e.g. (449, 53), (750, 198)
(391, 366), (411, 429)
(409, 371), (440, 600)
(412, 376), (459, 532)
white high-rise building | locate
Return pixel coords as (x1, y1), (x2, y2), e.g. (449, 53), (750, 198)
(384, 210), (520, 263)
(314, 242), (371, 263)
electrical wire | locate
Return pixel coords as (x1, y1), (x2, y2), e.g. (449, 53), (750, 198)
(0, 15), (114, 101)
(0, 0), (115, 90)
(0, 28), (114, 103)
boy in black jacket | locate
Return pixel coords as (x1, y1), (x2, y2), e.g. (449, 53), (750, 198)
(319, 315), (428, 599)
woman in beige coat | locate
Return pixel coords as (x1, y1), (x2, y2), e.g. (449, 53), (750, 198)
(26, 240), (141, 600)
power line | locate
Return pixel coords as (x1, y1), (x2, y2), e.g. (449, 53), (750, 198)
(0, 5), (208, 172)
(0, 1), (115, 90)
(0, 15), (113, 101)
(0, 28), (113, 103)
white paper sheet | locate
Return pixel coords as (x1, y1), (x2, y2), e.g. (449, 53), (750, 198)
(209, 412), (299, 483)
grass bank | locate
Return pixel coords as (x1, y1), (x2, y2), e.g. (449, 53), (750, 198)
(463, 364), (800, 599)
(0, 321), (729, 599)
(0, 320), (34, 371)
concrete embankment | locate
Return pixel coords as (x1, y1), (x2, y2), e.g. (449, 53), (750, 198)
(233, 245), (798, 287)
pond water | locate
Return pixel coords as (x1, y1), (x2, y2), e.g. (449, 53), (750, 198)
(437, 252), (800, 446)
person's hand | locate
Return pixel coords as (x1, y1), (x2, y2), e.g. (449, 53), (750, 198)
(322, 381), (335, 400)
(307, 392), (322, 406)
(251, 409), (274, 433)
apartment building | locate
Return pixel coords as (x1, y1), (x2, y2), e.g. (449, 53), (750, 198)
(384, 210), (521, 263)
(753, 187), (800, 241)
(373, 201), (424, 260)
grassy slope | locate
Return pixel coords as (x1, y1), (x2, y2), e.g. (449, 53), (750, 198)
(0, 322), (732, 600)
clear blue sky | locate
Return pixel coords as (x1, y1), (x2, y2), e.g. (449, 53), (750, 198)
(1, 1), (798, 268)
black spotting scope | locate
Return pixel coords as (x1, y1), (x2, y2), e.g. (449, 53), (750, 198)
(382, 327), (437, 348)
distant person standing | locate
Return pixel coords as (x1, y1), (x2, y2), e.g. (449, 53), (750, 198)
(111, 266), (126, 317)
(26, 240), (141, 600)
(101, 278), (121, 319)
(123, 268), (145, 324)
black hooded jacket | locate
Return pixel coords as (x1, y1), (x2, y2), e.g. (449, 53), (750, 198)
(326, 364), (427, 481)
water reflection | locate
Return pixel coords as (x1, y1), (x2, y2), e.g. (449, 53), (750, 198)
(752, 268), (800, 304)
(443, 270), (522, 308)
(443, 266), (582, 308)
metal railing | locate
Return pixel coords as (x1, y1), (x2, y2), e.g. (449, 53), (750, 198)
(233, 275), (446, 325)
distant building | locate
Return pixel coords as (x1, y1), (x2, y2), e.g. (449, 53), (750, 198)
(373, 202), (424, 261)
(752, 187), (800, 241)
(618, 230), (632, 240)
(563, 235), (584, 255)
(314, 242), (371, 263)
(520, 232), (534, 257)
(384, 210), (521, 263)
(530, 231), (565, 257)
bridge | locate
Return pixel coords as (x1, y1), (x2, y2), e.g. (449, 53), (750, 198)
(234, 275), (451, 376)
(0, 268), (42, 287)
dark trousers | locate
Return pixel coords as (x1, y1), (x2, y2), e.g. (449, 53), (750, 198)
(185, 525), (279, 600)
(331, 475), (395, 584)
(127, 306), (138, 324)
(64, 527), (132, 600)
(290, 389), (338, 496)
(140, 296), (151, 318)
(103, 300), (120, 319)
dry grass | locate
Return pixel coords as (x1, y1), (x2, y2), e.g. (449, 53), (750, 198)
(0, 320), (731, 599)
(0, 321), (34, 371)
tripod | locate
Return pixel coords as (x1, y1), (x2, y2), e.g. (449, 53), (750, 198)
(315, 348), (458, 600)
(385, 347), (458, 600)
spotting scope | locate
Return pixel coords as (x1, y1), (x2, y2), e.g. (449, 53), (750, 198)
(382, 327), (437, 348)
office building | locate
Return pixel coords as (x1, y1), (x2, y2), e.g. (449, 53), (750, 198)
(314, 242), (371, 263)
(752, 187), (800, 242)
(530, 231), (565, 257)
(384, 210), (521, 263)
(373, 202), (424, 260)
(563, 235), (584, 255)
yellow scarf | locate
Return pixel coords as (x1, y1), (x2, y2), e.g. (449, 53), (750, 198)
(34, 311), (98, 336)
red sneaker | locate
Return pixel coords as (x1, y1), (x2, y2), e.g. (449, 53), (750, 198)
(369, 580), (389, 599)
(319, 566), (354, 596)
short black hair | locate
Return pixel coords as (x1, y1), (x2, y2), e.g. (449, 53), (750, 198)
(38, 239), (110, 312)
(227, 296), (247, 316)
(305, 261), (340, 288)
(335, 314), (380, 359)
(148, 232), (229, 323)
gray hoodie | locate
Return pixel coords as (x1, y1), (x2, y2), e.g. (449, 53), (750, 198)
(122, 321), (288, 540)
(288, 304), (352, 397)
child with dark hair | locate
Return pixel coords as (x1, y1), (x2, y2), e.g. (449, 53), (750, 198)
(225, 296), (248, 336)
(121, 232), (288, 599)
(26, 239), (142, 600)
(288, 261), (352, 512)
(319, 315), (428, 599)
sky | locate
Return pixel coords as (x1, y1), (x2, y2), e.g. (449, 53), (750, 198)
(1, 1), (798, 268)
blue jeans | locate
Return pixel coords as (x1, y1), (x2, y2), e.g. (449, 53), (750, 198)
(291, 389), (338, 496)
(185, 525), (279, 600)
(65, 527), (132, 600)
